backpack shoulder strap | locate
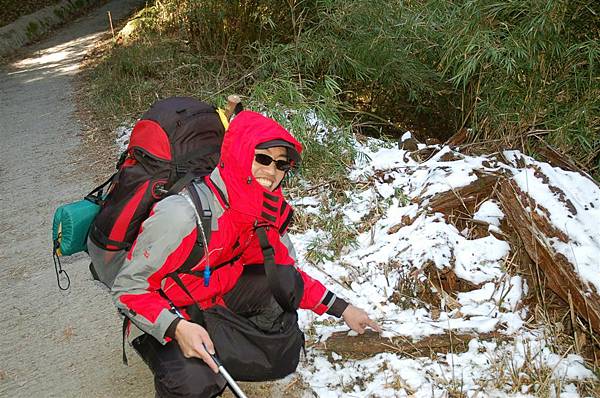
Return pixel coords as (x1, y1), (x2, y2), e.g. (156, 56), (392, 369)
(167, 171), (196, 196)
(255, 226), (302, 312)
(177, 180), (213, 273)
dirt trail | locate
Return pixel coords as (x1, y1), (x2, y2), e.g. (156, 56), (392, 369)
(0, 3), (312, 397)
(0, 2), (153, 397)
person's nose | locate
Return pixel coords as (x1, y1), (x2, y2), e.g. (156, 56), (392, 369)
(264, 162), (277, 176)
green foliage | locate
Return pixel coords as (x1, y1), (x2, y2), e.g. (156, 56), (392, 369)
(146, 0), (320, 55)
(53, 8), (65, 19)
(25, 21), (40, 40)
(86, 36), (233, 126)
(432, 0), (599, 167)
(304, 211), (358, 265)
(86, 0), (600, 180)
(247, 0), (455, 136)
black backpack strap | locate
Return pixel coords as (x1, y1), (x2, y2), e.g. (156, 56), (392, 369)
(182, 254), (241, 278)
(86, 171), (119, 205)
(279, 208), (294, 235)
(166, 272), (206, 327)
(121, 314), (130, 365)
(188, 181), (213, 246)
(167, 171), (196, 196)
(255, 226), (301, 312)
(161, 180), (215, 330)
(88, 224), (132, 251)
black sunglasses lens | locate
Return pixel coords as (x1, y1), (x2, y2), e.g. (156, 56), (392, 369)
(254, 153), (291, 171)
(275, 160), (291, 171)
(255, 153), (273, 166)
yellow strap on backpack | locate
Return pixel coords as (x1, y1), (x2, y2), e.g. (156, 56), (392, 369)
(217, 95), (243, 130)
(216, 108), (230, 130)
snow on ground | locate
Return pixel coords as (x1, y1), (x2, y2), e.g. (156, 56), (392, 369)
(503, 150), (600, 296)
(289, 137), (600, 397)
(114, 123), (600, 397)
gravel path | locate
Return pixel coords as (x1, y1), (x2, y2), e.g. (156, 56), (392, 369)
(0, 3), (314, 396)
(0, 2), (153, 396)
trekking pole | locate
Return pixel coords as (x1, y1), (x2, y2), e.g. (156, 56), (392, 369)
(170, 307), (248, 398)
(205, 347), (248, 398)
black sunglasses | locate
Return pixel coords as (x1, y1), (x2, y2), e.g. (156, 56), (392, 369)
(254, 153), (293, 171)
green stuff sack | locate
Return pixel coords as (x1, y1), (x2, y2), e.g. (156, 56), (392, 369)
(53, 199), (100, 256)
(52, 198), (101, 290)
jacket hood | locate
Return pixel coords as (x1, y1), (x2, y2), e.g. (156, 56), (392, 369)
(215, 111), (303, 229)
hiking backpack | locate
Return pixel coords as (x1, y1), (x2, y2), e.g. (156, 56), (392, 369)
(89, 97), (226, 249)
(52, 96), (233, 289)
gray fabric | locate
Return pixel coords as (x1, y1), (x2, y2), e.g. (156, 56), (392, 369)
(87, 237), (127, 288)
(208, 168), (229, 204)
(192, 181), (224, 231)
(280, 233), (297, 262)
(111, 195), (197, 343)
(108, 180), (226, 343)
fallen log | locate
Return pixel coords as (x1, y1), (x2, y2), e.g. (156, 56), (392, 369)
(445, 128), (469, 147)
(498, 178), (600, 334)
(424, 262), (479, 293)
(426, 174), (500, 215)
(314, 330), (509, 359)
(533, 140), (600, 188)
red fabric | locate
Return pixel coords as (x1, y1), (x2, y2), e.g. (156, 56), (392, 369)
(217, 111), (303, 230)
(119, 219), (199, 323)
(128, 120), (172, 161)
(206, 112), (325, 310)
(117, 112), (329, 333)
(122, 158), (136, 167)
(108, 180), (150, 249)
(119, 291), (169, 324)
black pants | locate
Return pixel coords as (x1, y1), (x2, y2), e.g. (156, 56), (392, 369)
(132, 334), (227, 398)
(133, 266), (302, 398)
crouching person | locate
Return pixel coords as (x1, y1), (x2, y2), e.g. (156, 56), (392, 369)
(110, 111), (381, 397)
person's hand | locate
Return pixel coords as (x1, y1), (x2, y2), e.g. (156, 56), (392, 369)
(174, 320), (219, 373)
(341, 304), (381, 334)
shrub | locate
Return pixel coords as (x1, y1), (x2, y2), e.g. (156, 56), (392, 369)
(86, 0), (600, 179)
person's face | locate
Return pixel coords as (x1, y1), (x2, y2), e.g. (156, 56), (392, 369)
(252, 146), (288, 191)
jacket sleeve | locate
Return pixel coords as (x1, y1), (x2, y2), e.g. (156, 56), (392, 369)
(277, 231), (349, 317)
(111, 195), (198, 343)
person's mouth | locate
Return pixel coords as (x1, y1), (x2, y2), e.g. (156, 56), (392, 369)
(255, 177), (274, 189)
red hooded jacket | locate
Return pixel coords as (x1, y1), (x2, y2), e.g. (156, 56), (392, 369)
(111, 111), (346, 343)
